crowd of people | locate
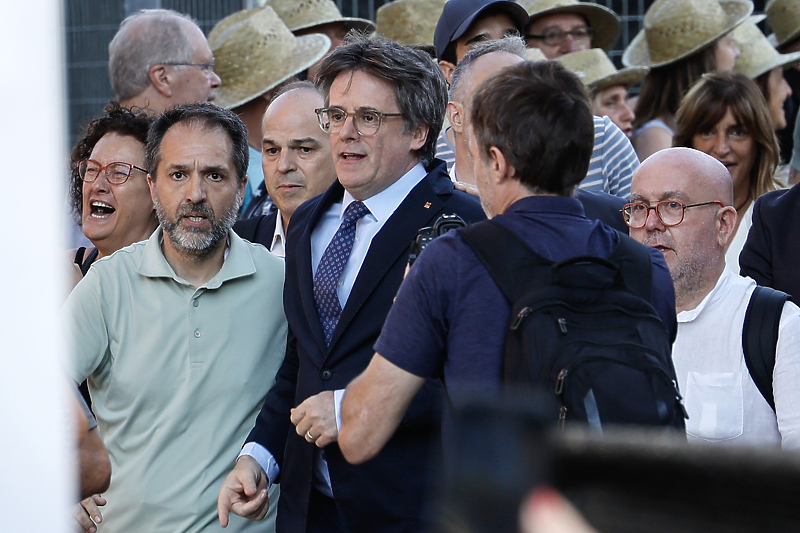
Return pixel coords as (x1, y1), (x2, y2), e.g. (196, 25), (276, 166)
(65, 0), (800, 532)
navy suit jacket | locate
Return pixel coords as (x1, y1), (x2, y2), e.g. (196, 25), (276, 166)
(575, 189), (628, 233)
(740, 185), (800, 303)
(233, 210), (280, 250)
(246, 159), (485, 533)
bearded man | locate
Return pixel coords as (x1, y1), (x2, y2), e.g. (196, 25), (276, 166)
(66, 103), (288, 533)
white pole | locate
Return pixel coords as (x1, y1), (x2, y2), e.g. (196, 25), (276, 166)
(0, 1), (73, 530)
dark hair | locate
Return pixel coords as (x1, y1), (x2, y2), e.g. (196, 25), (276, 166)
(470, 60), (594, 196)
(674, 71), (781, 200)
(69, 101), (153, 223)
(633, 45), (717, 129)
(314, 33), (447, 165)
(146, 102), (249, 184)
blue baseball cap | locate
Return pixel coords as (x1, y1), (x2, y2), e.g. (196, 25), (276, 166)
(434, 0), (529, 61)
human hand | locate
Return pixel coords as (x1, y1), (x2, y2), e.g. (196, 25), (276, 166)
(290, 390), (337, 447)
(217, 455), (269, 527)
(519, 487), (597, 533)
(454, 181), (479, 198)
(72, 494), (106, 533)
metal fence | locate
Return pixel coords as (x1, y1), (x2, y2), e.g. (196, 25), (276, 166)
(65, 0), (660, 145)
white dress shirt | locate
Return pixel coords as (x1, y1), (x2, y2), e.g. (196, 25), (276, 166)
(673, 269), (800, 449)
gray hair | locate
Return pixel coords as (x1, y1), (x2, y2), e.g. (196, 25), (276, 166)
(449, 37), (527, 102)
(108, 9), (198, 100)
(314, 33), (447, 166)
(272, 80), (323, 101)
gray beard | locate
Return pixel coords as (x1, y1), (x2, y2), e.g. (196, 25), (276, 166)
(155, 189), (242, 258)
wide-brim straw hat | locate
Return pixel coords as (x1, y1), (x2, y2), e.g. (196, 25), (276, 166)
(518, 0), (621, 51)
(558, 48), (649, 92)
(376, 0), (446, 47)
(211, 6), (331, 109)
(623, 0), (753, 68)
(766, 0), (800, 49)
(733, 19), (800, 80)
(263, 0), (375, 34)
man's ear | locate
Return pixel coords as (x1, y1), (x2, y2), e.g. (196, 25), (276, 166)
(487, 145), (516, 183)
(147, 174), (157, 204)
(409, 124), (429, 152)
(148, 64), (172, 97)
(717, 205), (738, 248)
(438, 60), (456, 84)
(447, 101), (464, 134)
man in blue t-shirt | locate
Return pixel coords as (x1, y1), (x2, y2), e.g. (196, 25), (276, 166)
(337, 60), (677, 464)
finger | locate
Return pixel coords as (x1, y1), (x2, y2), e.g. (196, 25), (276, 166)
(289, 406), (305, 426)
(71, 505), (96, 533)
(217, 486), (234, 528)
(81, 498), (103, 524)
(230, 489), (269, 519)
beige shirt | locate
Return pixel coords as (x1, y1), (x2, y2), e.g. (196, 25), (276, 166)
(66, 228), (287, 532)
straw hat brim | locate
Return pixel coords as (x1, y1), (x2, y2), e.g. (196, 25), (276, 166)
(775, 28), (800, 49)
(746, 49), (800, 79)
(622, 0), (752, 68)
(214, 33), (331, 110)
(528, 4), (621, 51)
(591, 66), (650, 92)
(289, 16), (375, 34)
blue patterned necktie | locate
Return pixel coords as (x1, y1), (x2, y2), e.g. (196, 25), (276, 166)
(314, 200), (371, 345)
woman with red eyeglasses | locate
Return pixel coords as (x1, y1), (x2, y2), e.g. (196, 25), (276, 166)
(68, 101), (156, 291)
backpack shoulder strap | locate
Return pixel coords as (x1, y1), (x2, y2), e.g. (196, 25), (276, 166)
(457, 219), (552, 302)
(742, 285), (789, 412)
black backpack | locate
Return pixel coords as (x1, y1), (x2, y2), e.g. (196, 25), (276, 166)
(458, 219), (687, 431)
(742, 286), (790, 411)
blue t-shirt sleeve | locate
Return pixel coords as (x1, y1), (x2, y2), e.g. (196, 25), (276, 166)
(374, 235), (458, 379)
(647, 247), (677, 342)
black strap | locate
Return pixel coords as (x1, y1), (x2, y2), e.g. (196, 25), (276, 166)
(742, 286), (789, 411)
(457, 220), (653, 302)
(74, 247), (99, 277)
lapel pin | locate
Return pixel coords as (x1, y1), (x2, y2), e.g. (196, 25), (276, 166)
(423, 202), (431, 209)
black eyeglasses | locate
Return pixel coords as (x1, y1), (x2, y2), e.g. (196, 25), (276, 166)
(525, 26), (594, 46)
(78, 160), (147, 185)
(162, 62), (216, 76)
(622, 200), (724, 229)
(315, 107), (403, 136)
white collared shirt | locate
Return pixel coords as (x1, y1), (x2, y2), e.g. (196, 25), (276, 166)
(270, 210), (286, 259)
(673, 269), (800, 449)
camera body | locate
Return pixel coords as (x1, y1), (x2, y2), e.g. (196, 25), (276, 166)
(408, 214), (467, 267)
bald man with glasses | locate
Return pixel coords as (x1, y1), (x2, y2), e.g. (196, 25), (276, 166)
(628, 147), (800, 450)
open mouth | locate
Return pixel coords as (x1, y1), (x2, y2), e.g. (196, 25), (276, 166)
(340, 152), (365, 161)
(89, 201), (115, 218)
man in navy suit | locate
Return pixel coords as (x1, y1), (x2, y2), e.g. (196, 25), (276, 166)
(234, 82), (338, 256)
(218, 35), (485, 532)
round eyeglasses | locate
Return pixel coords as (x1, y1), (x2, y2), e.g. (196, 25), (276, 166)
(78, 160), (147, 185)
(315, 107), (403, 136)
(525, 26), (594, 46)
(622, 200), (725, 229)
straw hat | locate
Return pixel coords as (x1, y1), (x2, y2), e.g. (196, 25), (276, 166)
(262, 0), (375, 34)
(766, 0), (800, 49)
(622, 0), (753, 68)
(518, 0), (621, 52)
(211, 7), (331, 109)
(558, 48), (649, 92)
(526, 47), (547, 61)
(733, 19), (800, 80)
(376, 0), (446, 48)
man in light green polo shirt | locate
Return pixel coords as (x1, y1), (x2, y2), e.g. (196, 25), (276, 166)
(67, 103), (287, 533)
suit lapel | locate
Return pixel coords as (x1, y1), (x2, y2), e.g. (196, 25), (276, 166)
(327, 173), (446, 351)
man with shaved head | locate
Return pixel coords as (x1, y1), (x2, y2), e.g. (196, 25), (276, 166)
(628, 147), (800, 449)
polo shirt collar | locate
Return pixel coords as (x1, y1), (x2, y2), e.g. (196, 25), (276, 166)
(136, 227), (256, 288)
